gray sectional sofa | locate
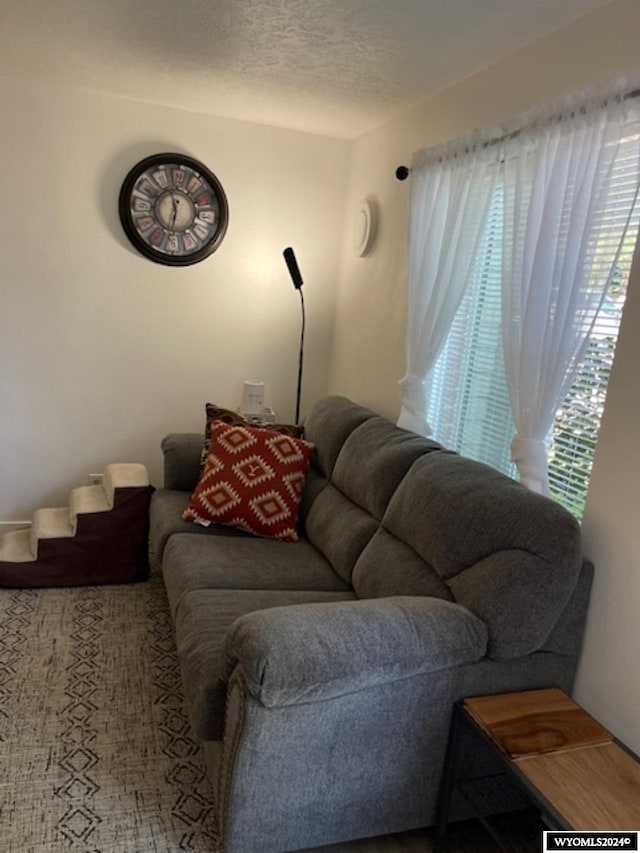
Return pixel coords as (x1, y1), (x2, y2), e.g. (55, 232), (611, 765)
(149, 395), (592, 852)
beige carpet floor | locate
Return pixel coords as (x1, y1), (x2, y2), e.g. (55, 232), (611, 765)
(0, 569), (220, 852)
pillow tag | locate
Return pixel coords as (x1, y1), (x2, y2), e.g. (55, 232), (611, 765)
(194, 519), (211, 528)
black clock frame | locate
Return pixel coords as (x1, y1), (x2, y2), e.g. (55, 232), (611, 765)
(118, 153), (229, 266)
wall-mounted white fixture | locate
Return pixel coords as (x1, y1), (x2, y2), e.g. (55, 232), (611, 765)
(354, 198), (378, 257)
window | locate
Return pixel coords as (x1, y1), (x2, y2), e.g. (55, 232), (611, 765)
(426, 141), (640, 519)
(547, 219), (639, 516)
(427, 183), (516, 480)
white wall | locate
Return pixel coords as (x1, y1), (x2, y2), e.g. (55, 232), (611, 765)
(575, 248), (640, 752)
(328, 0), (640, 751)
(0, 76), (350, 519)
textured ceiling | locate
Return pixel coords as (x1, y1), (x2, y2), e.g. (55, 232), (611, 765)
(1, 0), (613, 138)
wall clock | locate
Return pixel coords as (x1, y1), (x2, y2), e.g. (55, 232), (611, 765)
(118, 153), (229, 266)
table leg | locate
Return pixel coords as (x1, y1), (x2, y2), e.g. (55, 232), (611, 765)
(434, 703), (464, 851)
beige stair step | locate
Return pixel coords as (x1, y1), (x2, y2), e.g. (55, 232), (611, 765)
(30, 507), (74, 558)
(102, 463), (149, 506)
(0, 529), (36, 563)
(0, 463), (150, 565)
(69, 484), (110, 524)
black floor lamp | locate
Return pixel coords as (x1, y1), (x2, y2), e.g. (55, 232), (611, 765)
(283, 247), (305, 424)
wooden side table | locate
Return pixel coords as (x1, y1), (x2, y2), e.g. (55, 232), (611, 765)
(436, 688), (640, 848)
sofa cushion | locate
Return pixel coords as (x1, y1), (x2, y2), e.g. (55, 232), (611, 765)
(331, 417), (441, 521)
(302, 396), (376, 479)
(352, 528), (454, 601)
(382, 452), (582, 659)
(163, 533), (351, 622)
(302, 414), (440, 584)
(183, 421), (315, 542)
(150, 489), (251, 561)
(174, 588), (356, 740)
(303, 485), (379, 584)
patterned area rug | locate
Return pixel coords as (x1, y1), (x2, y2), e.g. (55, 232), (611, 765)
(0, 569), (221, 852)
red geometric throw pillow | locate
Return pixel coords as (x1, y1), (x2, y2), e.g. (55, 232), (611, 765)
(198, 403), (304, 473)
(183, 420), (315, 542)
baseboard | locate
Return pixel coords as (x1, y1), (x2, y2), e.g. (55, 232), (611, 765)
(0, 521), (31, 532)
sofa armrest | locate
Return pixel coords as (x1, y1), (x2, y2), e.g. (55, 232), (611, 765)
(223, 595), (488, 708)
(161, 432), (204, 491)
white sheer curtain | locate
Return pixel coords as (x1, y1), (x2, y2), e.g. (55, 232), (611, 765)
(502, 94), (640, 493)
(397, 138), (500, 435)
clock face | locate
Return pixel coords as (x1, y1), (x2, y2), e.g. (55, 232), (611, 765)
(118, 153), (229, 266)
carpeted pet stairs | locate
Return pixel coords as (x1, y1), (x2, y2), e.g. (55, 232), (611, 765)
(0, 463), (153, 587)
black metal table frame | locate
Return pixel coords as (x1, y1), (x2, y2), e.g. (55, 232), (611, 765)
(434, 700), (569, 851)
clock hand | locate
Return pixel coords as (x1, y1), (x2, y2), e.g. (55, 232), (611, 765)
(170, 193), (178, 230)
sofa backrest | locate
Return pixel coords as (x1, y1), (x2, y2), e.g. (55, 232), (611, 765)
(302, 396), (584, 661)
(302, 399), (441, 582)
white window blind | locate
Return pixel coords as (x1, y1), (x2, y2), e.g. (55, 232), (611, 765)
(427, 184), (516, 478)
(548, 134), (640, 516)
(426, 126), (640, 519)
